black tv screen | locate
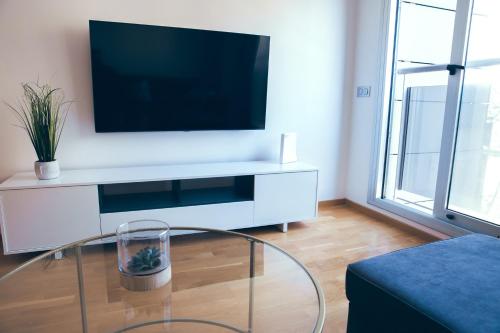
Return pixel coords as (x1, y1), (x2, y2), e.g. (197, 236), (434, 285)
(89, 20), (270, 132)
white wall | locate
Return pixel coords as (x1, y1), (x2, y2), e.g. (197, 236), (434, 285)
(345, 0), (384, 205)
(0, 0), (354, 200)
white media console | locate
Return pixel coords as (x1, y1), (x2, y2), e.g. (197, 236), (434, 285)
(0, 161), (318, 254)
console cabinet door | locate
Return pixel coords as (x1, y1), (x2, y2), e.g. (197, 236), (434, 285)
(254, 171), (318, 225)
(0, 186), (101, 253)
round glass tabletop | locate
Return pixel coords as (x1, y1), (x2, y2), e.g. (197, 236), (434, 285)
(0, 227), (325, 333)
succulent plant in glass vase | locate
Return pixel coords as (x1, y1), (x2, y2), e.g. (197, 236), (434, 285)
(117, 220), (171, 291)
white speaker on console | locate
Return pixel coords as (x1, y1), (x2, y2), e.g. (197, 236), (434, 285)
(280, 133), (298, 164)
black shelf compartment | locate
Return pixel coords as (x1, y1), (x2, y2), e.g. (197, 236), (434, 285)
(98, 176), (254, 214)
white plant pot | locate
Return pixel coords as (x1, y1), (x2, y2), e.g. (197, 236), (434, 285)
(34, 160), (60, 180)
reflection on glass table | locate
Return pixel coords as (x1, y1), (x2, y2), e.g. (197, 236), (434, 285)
(0, 227), (325, 333)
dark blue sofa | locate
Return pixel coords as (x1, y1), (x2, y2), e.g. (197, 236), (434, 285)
(345, 234), (500, 333)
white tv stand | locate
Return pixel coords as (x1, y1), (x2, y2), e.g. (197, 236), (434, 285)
(0, 161), (318, 254)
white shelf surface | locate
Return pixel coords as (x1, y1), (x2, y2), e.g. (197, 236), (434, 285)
(0, 161), (317, 190)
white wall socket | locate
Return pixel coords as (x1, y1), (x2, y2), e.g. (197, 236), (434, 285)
(356, 86), (371, 97)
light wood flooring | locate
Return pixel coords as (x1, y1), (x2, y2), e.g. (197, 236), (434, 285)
(0, 203), (437, 333)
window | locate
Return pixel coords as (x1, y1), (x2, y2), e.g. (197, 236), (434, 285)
(372, 0), (500, 235)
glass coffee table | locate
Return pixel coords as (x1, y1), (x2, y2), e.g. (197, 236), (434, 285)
(0, 227), (325, 333)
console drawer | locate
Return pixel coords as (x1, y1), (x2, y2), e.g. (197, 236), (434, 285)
(100, 201), (254, 235)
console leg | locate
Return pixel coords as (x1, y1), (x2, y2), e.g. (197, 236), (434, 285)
(277, 223), (288, 233)
(54, 250), (64, 260)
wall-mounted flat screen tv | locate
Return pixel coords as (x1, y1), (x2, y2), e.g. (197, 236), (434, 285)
(89, 20), (270, 132)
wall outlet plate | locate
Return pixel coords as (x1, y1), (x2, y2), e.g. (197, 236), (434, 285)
(356, 86), (371, 97)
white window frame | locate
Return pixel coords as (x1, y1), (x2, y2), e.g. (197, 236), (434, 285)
(367, 0), (499, 236)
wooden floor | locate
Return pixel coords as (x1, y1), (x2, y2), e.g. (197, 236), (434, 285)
(247, 203), (437, 332)
(0, 203), (437, 332)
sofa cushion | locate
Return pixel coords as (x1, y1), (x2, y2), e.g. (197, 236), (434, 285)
(346, 234), (500, 333)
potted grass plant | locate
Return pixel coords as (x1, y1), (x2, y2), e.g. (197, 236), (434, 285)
(6, 82), (70, 180)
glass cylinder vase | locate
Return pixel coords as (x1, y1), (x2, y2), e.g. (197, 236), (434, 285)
(116, 220), (171, 291)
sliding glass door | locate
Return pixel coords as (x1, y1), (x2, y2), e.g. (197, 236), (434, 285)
(437, 0), (500, 232)
(381, 0), (457, 213)
(374, 0), (500, 234)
